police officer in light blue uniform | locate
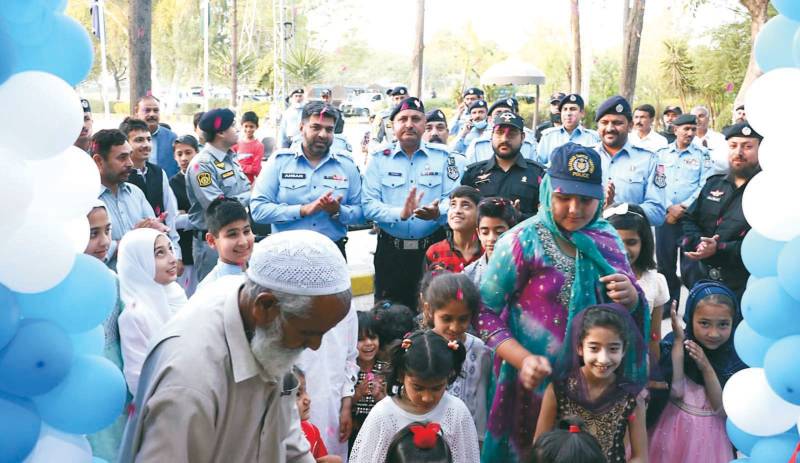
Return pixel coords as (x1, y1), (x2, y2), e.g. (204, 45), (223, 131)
(363, 97), (459, 310)
(278, 88), (305, 148)
(291, 107), (353, 155)
(593, 95), (667, 226)
(423, 109), (467, 175)
(251, 102), (362, 258)
(449, 87), (484, 136)
(451, 99), (489, 154)
(537, 93), (600, 165)
(464, 97), (538, 164)
(655, 113), (713, 305)
(371, 86), (409, 150)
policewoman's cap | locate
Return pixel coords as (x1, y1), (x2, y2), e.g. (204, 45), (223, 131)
(558, 93), (585, 111)
(173, 134), (199, 151)
(723, 121), (762, 141)
(289, 88), (304, 96)
(492, 112), (525, 131)
(672, 114), (697, 126)
(387, 86), (408, 97)
(463, 87), (484, 98)
(199, 108), (235, 133)
(549, 92), (567, 104)
(548, 143), (603, 200)
(80, 98), (91, 113)
(390, 97), (425, 121)
(468, 99), (488, 112)
(595, 95), (632, 122)
(488, 97), (519, 115)
(425, 109), (447, 125)
(662, 105), (683, 115)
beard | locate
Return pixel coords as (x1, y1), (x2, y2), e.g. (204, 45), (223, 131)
(250, 320), (304, 379)
(730, 161), (759, 180)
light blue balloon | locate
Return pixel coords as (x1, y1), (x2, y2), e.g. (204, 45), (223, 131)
(0, 24), (15, 86)
(774, 0), (800, 21)
(764, 335), (800, 405)
(17, 254), (117, 333)
(726, 418), (761, 456)
(0, 283), (19, 350)
(0, 392), (41, 463)
(0, 1), (45, 24)
(33, 355), (126, 435)
(749, 433), (797, 462)
(38, 0), (68, 12)
(2, 10), (54, 47)
(0, 319), (73, 397)
(11, 13), (93, 86)
(754, 15), (800, 72)
(741, 277), (800, 338)
(734, 320), (775, 368)
(777, 236), (800, 301)
(69, 325), (105, 357)
(741, 230), (785, 277)
(92, 458), (110, 463)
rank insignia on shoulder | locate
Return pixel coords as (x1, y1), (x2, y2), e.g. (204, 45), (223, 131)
(221, 170), (235, 179)
(710, 189), (724, 198)
(383, 149), (391, 156)
(214, 161), (226, 169)
(196, 172), (212, 187)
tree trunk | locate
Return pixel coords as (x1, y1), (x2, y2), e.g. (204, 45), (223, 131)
(620, 0), (645, 102)
(231, 0), (239, 108)
(411, 0), (425, 98)
(128, 0), (152, 114)
(735, 0), (770, 106)
(569, 0), (582, 94)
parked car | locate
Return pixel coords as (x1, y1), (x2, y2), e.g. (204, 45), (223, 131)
(340, 92), (385, 117)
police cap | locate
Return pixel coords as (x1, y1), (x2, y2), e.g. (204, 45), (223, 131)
(595, 95), (632, 122)
(390, 97), (425, 121)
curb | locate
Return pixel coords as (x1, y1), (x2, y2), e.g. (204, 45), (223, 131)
(350, 273), (374, 297)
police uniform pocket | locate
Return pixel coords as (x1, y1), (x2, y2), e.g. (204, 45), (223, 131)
(417, 174), (442, 188)
(381, 174), (406, 188)
(321, 179), (349, 191)
(279, 179), (307, 190)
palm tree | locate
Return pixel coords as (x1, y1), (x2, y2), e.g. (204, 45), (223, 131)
(661, 39), (695, 109)
(283, 44), (326, 87)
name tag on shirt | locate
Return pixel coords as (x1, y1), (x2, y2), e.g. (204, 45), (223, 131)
(221, 170), (235, 179)
(388, 172), (402, 177)
(282, 173), (306, 179)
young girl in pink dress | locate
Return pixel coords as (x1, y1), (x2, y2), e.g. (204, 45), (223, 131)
(648, 281), (747, 462)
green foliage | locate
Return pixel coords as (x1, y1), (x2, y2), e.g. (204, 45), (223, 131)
(661, 39), (695, 108)
(283, 44), (326, 87)
(240, 101), (271, 118)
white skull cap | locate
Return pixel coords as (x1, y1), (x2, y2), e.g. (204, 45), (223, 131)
(246, 230), (350, 296)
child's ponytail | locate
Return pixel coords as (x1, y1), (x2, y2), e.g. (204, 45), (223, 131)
(386, 330), (466, 396)
(530, 416), (606, 463)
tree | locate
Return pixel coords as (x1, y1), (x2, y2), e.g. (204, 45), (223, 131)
(661, 39), (694, 109)
(411, 0), (425, 97)
(736, 0), (770, 104)
(569, 0), (582, 94)
(283, 44), (326, 87)
(620, 0), (646, 101)
(129, 0), (152, 112)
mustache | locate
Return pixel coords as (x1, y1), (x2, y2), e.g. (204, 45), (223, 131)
(429, 135), (443, 144)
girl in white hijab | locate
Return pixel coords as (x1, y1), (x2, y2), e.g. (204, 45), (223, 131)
(117, 228), (187, 396)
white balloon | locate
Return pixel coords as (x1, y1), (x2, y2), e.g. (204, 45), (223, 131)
(724, 367), (800, 436)
(756, 135), (797, 174)
(0, 151), (34, 234)
(0, 71), (83, 160)
(745, 68), (800, 139)
(23, 425), (92, 463)
(64, 215), (90, 254)
(28, 146), (101, 218)
(742, 171), (800, 241)
(0, 212), (77, 293)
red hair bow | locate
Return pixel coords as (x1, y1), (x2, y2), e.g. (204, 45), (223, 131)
(410, 422), (442, 449)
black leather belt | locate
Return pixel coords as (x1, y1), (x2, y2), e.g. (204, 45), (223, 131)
(378, 231), (433, 251)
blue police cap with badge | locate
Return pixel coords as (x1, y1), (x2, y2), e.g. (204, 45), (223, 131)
(387, 86), (409, 97)
(548, 142), (603, 200)
(390, 97), (425, 121)
(488, 97), (519, 115)
(672, 114), (697, 126)
(558, 93), (585, 111)
(425, 109), (447, 125)
(595, 95), (632, 122)
(463, 87), (484, 98)
(468, 100), (488, 112)
(724, 121), (762, 141)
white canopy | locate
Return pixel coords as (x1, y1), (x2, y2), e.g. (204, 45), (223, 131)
(480, 59), (546, 86)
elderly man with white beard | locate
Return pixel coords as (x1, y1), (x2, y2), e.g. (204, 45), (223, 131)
(118, 229), (351, 463)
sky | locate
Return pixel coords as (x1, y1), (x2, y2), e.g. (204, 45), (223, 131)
(307, 0), (743, 55)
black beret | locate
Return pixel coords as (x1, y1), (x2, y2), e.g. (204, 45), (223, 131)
(549, 92), (566, 104)
(289, 88), (304, 96)
(662, 105), (683, 115)
(390, 97), (425, 121)
(425, 109), (447, 125)
(492, 112), (525, 131)
(672, 114), (697, 126)
(595, 95), (632, 122)
(488, 97), (519, 115)
(558, 93), (584, 111)
(468, 100), (488, 112)
(724, 121), (762, 141)
(387, 86), (408, 97)
(199, 108), (235, 133)
(734, 104), (745, 112)
(80, 98), (91, 113)
(463, 87), (484, 98)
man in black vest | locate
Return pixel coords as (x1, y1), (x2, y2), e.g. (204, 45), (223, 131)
(120, 118), (184, 273)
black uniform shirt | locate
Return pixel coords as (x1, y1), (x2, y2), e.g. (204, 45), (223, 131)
(461, 154), (546, 220)
(681, 172), (752, 290)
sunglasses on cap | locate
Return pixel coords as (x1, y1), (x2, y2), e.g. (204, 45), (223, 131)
(602, 203), (645, 220)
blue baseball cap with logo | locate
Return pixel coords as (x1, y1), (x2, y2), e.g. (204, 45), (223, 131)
(548, 142), (603, 200)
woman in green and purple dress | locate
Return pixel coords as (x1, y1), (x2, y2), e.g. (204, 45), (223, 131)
(476, 143), (650, 462)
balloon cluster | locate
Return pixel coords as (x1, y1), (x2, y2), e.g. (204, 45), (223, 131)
(722, 2), (800, 461)
(0, 2), (126, 463)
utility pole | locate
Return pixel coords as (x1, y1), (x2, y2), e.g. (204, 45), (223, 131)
(231, 0), (239, 109)
(129, 0), (152, 114)
(411, 0), (425, 98)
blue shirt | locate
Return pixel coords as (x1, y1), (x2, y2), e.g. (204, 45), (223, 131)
(278, 105), (304, 148)
(595, 141), (667, 226)
(99, 183), (155, 268)
(464, 131), (538, 165)
(186, 144), (252, 230)
(151, 126), (179, 178)
(362, 143), (459, 239)
(250, 145), (364, 241)
(451, 125), (489, 154)
(196, 260), (243, 292)
(537, 125), (600, 165)
(657, 142), (714, 208)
